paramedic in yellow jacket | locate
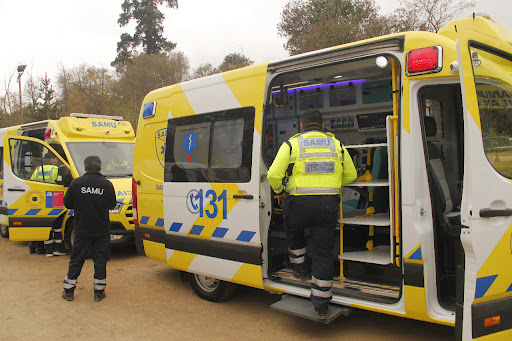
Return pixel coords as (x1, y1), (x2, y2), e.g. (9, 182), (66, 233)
(267, 109), (357, 319)
(30, 153), (67, 257)
(31, 153), (59, 183)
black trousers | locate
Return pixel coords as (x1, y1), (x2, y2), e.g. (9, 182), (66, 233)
(282, 195), (339, 310)
(66, 234), (110, 282)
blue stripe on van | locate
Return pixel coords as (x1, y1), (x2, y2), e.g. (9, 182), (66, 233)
(26, 209), (41, 216)
(49, 209), (64, 216)
(139, 216), (150, 225)
(212, 227), (228, 238)
(155, 218), (164, 227)
(236, 231), (256, 242)
(169, 222), (182, 232)
(189, 225), (204, 235)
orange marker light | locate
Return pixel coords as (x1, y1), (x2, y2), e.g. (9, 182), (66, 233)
(144, 233), (151, 239)
(484, 315), (501, 327)
(13, 222), (22, 225)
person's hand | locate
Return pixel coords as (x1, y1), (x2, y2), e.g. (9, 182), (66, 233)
(277, 192), (288, 205)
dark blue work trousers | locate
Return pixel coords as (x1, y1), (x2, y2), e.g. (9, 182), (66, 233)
(67, 234), (110, 281)
(282, 194), (340, 310)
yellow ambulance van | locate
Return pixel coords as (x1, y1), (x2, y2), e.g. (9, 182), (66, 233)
(132, 17), (512, 340)
(0, 114), (135, 247)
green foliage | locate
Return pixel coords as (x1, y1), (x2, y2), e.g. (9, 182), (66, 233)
(191, 53), (254, 79)
(278, 0), (382, 55)
(114, 52), (190, 127)
(113, 0), (179, 67)
(218, 53), (254, 72)
(31, 74), (59, 121)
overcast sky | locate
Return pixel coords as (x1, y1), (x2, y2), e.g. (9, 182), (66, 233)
(0, 0), (510, 93)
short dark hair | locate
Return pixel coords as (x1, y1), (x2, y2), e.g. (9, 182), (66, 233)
(43, 153), (56, 160)
(301, 109), (323, 130)
(84, 155), (101, 172)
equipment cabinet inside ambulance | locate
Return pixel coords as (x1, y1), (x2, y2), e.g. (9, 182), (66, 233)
(0, 114), (136, 247)
(133, 17), (512, 339)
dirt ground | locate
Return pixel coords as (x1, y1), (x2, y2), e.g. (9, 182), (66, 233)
(0, 236), (455, 341)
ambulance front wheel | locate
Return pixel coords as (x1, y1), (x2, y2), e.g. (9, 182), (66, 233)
(0, 225), (9, 238)
(191, 274), (237, 302)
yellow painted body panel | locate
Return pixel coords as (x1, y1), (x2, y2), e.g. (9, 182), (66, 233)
(404, 286), (455, 327)
(9, 227), (51, 241)
(143, 240), (167, 263)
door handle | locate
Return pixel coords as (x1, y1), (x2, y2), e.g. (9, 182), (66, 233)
(233, 194), (254, 200)
(7, 188), (25, 192)
(479, 208), (512, 218)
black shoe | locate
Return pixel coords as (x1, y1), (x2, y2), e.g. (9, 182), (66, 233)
(315, 307), (328, 320)
(36, 248), (46, 254)
(62, 289), (74, 301)
(29, 248), (36, 254)
(94, 290), (105, 302)
(53, 250), (67, 256)
(292, 269), (312, 281)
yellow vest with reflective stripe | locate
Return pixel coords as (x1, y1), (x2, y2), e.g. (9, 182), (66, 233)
(286, 130), (344, 195)
(31, 165), (58, 183)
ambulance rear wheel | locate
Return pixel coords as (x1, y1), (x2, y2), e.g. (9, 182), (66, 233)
(0, 225), (9, 238)
(191, 274), (237, 302)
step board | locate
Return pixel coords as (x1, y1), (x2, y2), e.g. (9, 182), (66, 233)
(270, 294), (352, 324)
(276, 268), (400, 299)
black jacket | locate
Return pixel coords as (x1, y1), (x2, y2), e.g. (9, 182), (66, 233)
(64, 172), (117, 237)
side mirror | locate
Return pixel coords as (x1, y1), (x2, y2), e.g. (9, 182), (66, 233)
(57, 165), (72, 187)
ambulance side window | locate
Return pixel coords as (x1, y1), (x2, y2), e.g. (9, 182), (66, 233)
(473, 48), (512, 179)
(9, 139), (42, 180)
(9, 139), (62, 183)
(164, 107), (255, 183)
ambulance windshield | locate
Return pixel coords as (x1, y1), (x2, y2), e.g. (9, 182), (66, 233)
(66, 142), (134, 177)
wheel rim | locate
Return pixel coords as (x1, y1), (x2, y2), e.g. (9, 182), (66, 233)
(0, 225), (7, 234)
(194, 274), (220, 293)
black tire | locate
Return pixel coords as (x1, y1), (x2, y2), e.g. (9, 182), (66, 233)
(0, 224), (9, 238)
(191, 273), (237, 302)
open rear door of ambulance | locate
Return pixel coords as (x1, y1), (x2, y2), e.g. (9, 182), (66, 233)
(456, 22), (512, 340)
(4, 135), (70, 241)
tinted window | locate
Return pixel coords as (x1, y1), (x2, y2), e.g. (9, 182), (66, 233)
(164, 107), (255, 183)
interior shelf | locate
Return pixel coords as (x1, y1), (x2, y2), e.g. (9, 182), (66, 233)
(339, 245), (393, 265)
(346, 179), (389, 187)
(344, 143), (388, 149)
(339, 213), (391, 226)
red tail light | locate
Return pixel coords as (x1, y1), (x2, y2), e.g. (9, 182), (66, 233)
(406, 46), (443, 76)
(44, 128), (53, 139)
(132, 177), (138, 226)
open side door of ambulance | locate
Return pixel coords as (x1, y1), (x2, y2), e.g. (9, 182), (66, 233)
(3, 135), (71, 241)
(456, 24), (512, 340)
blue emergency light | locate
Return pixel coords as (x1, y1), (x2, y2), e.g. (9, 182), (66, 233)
(142, 101), (156, 118)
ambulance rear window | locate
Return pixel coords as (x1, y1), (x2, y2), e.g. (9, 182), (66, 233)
(164, 107), (254, 183)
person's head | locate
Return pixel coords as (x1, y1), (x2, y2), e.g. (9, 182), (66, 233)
(84, 155), (102, 173)
(301, 109), (324, 132)
(44, 153), (58, 165)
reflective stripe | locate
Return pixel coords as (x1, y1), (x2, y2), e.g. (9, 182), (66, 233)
(289, 255), (305, 264)
(298, 135), (335, 153)
(288, 247), (307, 256)
(299, 152), (339, 159)
(289, 157), (296, 163)
(44, 240), (55, 245)
(295, 187), (339, 195)
(53, 228), (62, 233)
(312, 276), (333, 288)
(94, 279), (107, 290)
(311, 288), (332, 298)
(55, 240), (63, 244)
(63, 276), (77, 289)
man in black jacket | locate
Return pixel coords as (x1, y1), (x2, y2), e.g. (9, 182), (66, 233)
(62, 155), (117, 302)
